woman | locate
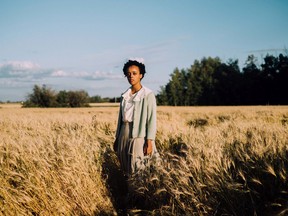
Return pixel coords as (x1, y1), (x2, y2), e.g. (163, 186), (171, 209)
(114, 59), (159, 176)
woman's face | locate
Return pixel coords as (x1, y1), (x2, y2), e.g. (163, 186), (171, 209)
(126, 65), (143, 86)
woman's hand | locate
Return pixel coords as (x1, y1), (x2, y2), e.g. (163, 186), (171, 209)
(144, 139), (153, 156)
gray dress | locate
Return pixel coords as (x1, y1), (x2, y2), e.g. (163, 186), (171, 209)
(116, 122), (159, 176)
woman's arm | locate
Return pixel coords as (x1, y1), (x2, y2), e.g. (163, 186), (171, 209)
(146, 92), (157, 140)
(144, 92), (156, 155)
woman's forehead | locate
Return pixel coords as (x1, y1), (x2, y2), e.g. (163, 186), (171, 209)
(128, 65), (140, 72)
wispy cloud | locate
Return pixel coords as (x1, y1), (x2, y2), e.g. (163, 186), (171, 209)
(0, 61), (123, 88)
(51, 70), (122, 80)
(85, 37), (185, 69)
(0, 61), (46, 78)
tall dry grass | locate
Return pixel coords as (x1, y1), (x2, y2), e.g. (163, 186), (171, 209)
(129, 106), (288, 215)
(0, 105), (288, 215)
(0, 107), (117, 215)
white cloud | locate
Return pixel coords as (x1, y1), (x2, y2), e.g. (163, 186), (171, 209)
(0, 61), (123, 85)
(51, 70), (68, 77)
(0, 61), (51, 88)
(51, 70), (122, 80)
(0, 61), (42, 78)
(87, 71), (122, 80)
(5, 61), (40, 70)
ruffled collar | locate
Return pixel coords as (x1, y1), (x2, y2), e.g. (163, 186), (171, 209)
(122, 86), (152, 101)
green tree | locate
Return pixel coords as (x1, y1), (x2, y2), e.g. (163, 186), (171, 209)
(67, 90), (90, 107)
(166, 68), (183, 106)
(242, 55), (261, 104)
(212, 59), (242, 105)
(260, 54), (279, 104)
(156, 86), (168, 105)
(188, 57), (221, 105)
(23, 86), (92, 107)
(56, 90), (69, 107)
(276, 54), (288, 104)
(157, 57), (222, 106)
(157, 53), (288, 106)
(89, 95), (103, 103)
(23, 85), (57, 107)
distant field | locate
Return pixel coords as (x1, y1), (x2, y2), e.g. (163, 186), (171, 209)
(0, 105), (287, 215)
(0, 103), (23, 108)
(0, 102), (119, 109)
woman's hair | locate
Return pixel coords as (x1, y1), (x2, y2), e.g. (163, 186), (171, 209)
(123, 60), (146, 79)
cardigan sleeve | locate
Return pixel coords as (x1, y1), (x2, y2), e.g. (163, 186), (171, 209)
(146, 92), (157, 140)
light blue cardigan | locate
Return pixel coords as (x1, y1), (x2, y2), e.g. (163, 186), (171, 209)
(115, 86), (157, 140)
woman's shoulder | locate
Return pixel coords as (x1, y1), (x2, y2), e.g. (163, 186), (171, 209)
(142, 87), (156, 103)
(141, 86), (156, 99)
(142, 86), (153, 95)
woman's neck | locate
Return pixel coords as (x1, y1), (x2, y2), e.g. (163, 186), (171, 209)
(131, 83), (142, 94)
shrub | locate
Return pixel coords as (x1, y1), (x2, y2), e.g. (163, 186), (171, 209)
(23, 85), (90, 108)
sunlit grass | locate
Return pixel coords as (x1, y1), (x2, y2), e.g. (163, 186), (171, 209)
(0, 105), (287, 215)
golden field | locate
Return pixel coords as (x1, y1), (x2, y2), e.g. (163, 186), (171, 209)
(0, 104), (287, 215)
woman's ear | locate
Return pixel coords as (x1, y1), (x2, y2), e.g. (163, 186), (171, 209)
(140, 73), (143, 79)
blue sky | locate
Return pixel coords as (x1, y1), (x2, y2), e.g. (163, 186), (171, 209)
(0, 0), (287, 101)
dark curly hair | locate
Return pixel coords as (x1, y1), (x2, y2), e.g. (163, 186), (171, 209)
(123, 60), (146, 79)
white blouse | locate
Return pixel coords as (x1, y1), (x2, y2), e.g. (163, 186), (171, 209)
(121, 88), (143, 122)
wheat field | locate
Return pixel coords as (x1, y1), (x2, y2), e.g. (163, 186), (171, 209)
(0, 104), (287, 215)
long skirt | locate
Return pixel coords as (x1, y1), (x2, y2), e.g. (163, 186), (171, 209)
(116, 122), (159, 176)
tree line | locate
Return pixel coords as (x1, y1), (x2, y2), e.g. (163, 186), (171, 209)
(23, 53), (287, 107)
(22, 85), (118, 108)
(156, 53), (288, 105)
